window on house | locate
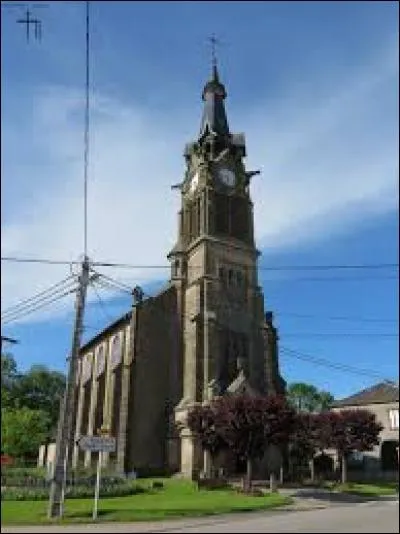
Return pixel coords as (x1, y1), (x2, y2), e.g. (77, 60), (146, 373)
(228, 269), (234, 285)
(236, 271), (243, 287)
(219, 266), (226, 283)
(389, 409), (399, 430)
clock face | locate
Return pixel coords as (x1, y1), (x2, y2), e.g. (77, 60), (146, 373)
(218, 167), (235, 187)
(190, 171), (199, 193)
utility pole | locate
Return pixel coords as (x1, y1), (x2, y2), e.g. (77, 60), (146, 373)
(48, 257), (90, 519)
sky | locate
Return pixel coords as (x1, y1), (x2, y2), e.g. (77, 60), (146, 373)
(1, 0), (399, 400)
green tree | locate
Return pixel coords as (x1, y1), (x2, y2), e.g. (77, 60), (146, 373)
(14, 365), (65, 430)
(1, 353), (20, 408)
(1, 407), (51, 460)
(287, 382), (334, 413)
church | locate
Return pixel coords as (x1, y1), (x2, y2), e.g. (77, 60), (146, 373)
(66, 63), (286, 478)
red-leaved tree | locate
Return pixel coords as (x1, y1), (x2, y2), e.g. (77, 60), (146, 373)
(329, 409), (383, 484)
(187, 403), (227, 473)
(188, 394), (296, 491)
(289, 412), (322, 482)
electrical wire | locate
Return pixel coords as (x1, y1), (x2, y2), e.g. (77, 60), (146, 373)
(89, 281), (114, 322)
(1, 274), (76, 316)
(1, 287), (78, 325)
(95, 273), (396, 381)
(83, 0), (90, 258)
(280, 345), (392, 381)
(281, 333), (398, 338)
(1, 256), (398, 272)
(1, 279), (79, 322)
(274, 310), (397, 324)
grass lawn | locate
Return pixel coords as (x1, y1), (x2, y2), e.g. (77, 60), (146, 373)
(332, 481), (398, 496)
(1, 478), (292, 525)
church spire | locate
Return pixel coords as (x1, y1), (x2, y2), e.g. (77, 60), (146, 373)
(199, 37), (229, 140)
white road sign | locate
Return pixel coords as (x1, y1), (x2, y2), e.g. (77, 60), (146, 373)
(78, 435), (116, 452)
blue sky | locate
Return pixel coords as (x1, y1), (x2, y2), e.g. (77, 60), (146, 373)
(1, 1), (398, 400)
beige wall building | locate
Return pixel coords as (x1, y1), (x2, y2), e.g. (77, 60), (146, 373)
(40, 64), (286, 479)
(331, 382), (399, 479)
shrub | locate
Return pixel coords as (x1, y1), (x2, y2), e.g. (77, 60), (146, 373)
(1, 481), (149, 501)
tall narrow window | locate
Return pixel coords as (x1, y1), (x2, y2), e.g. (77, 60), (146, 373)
(197, 197), (201, 236)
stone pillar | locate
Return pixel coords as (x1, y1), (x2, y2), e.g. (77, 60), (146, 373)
(117, 320), (135, 474)
(84, 378), (98, 468)
(38, 445), (46, 468)
(72, 384), (85, 468)
(101, 344), (113, 468)
(174, 401), (203, 478)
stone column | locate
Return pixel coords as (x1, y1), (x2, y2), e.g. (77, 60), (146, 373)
(72, 384), (85, 468)
(101, 344), (113, 468)
(174, 401), (203, 479)
(117, 320), (135, 474)
(84, 378), (98, 468)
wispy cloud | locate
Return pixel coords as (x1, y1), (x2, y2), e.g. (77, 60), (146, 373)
(1, 38), (398, 323)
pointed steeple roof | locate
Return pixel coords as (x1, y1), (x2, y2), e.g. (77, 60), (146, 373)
(199, 64), (230, 139)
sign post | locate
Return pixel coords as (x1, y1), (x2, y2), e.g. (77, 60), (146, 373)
(93, 450), (102, 520)
(77, 427), (116, 521)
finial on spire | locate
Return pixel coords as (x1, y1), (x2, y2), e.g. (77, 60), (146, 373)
(209, 34), (219, 69)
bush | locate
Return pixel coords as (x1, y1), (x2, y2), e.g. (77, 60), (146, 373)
(1, 481), (149, 501)
(196, 478), (230, 491)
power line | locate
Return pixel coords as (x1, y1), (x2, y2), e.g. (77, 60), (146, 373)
(1, 274), (76, 317)
(90, 281), (113, 322)
(1, 257), (81, 265)
(1, 279), (78, 322)
(1, 287), (78, 325)
(282, 333), (398, 338)
(280, 345), (392, 381)
(82, 272), (398, 382)
(83, 0), (90, 258)
(274, 310), (398, 324)
(1, 256), (398, 271)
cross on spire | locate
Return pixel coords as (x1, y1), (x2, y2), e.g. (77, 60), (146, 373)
(16, 8), (42, 42)
(209, 34), (221, 69)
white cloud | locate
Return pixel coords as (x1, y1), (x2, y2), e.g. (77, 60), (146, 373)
(1, 40), (398, 324)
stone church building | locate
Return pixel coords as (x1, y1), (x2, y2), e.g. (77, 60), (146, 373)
(52, 64), (286, 478)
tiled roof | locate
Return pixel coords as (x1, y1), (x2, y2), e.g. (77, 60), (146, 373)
(333, 382), (399, 407)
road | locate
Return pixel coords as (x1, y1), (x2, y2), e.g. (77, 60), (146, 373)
(2, 500), (399, 533)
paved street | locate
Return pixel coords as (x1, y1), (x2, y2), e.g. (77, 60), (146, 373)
(2, 499), (398, 533)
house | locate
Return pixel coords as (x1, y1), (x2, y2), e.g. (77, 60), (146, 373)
(332, 381), (399, 480)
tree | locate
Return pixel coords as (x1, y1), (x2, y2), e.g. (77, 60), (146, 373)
(189, 394), (296, 492)
(1, 407), (51, 460)
(187, 403), (227, 477)
(1, 353), (20, 408)
(328, 409), (383, 484)
(287, 382), (334, 413)
(289, 412), (322, 481)
(14, 365), (65, 431)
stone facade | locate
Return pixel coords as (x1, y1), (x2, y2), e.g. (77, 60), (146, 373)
(40, 64), (285, 478)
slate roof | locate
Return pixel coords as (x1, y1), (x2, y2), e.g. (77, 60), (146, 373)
(333, 382), (399, 407)
(199, 65), (229, 139)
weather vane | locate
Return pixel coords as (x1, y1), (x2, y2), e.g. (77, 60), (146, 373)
(1, 2), (48, 42)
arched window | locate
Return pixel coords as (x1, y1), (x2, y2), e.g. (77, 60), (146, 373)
(96, 344), (105, 378)
(110, 334), (122, 371)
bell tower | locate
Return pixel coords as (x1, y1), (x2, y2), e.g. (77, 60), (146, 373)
(170, 61), (285, 476)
